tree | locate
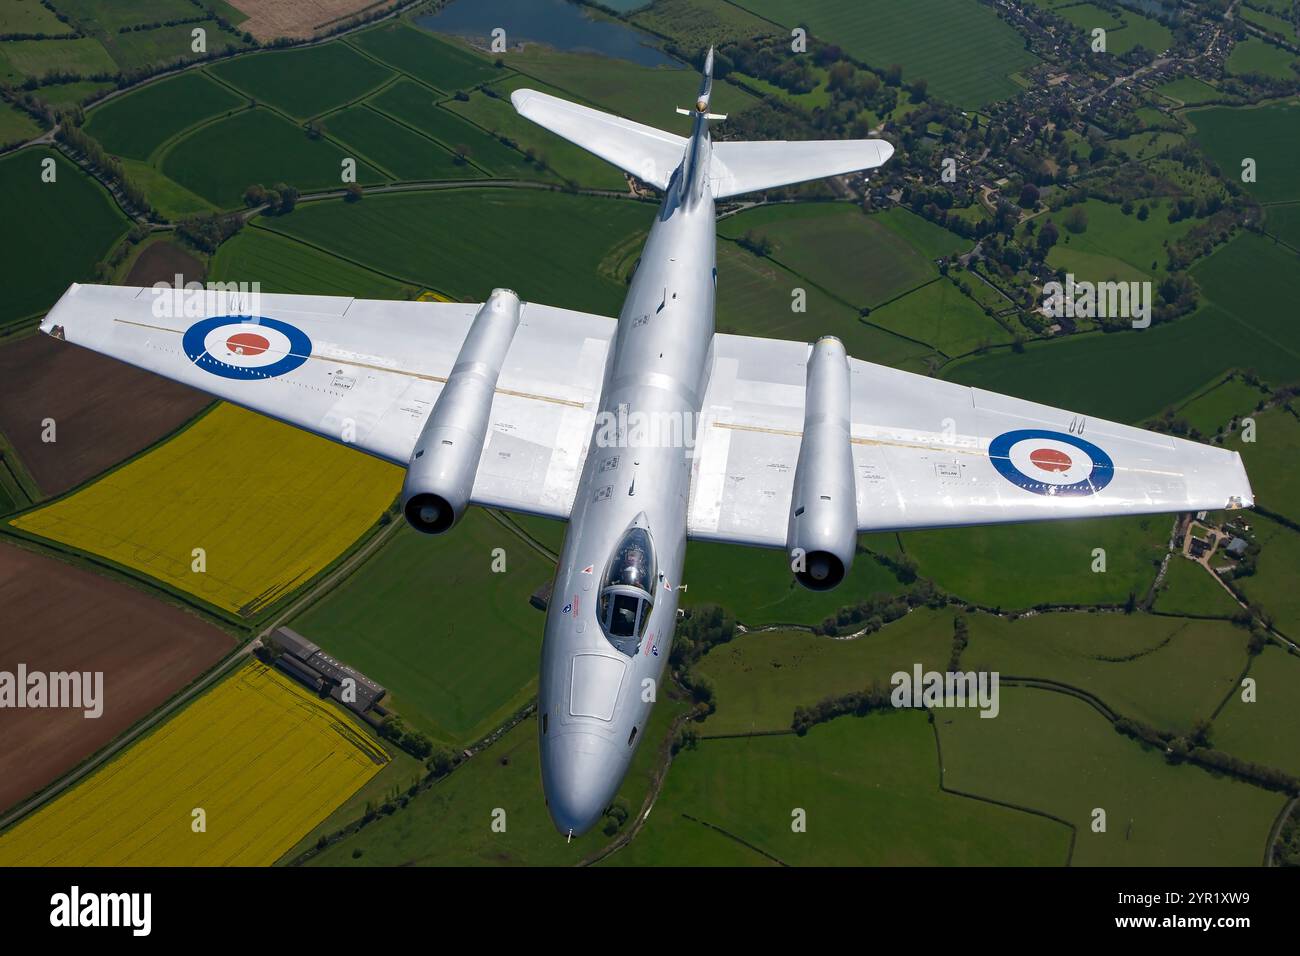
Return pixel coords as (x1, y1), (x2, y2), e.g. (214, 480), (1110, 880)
(1037, 220), (1060, 253)
(344, 183), (363, 202)
(1063, 205), (1088, 234)
(1018, 183), (1040, 210)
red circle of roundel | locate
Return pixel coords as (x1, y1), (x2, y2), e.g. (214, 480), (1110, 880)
(1029, 448), (1073, 473)
(226, 331), (269, 356)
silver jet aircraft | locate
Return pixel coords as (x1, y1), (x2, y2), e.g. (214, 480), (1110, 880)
(40, 50), (1252, 837)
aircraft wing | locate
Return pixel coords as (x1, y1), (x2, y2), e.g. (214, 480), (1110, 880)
(511, 88), (688, 190)
(687, 333), (1254, 548)
(40, 283), (615, 519)
(709, 139), (895, 199)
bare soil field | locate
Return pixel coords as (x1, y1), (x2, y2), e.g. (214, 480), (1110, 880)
(0, 333), (211, 497)
(227, 0), (403, 41)
(0, 543), (233, 814)
(124, 240), (206, 287)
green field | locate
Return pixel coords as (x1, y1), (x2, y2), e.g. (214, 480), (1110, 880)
(322, 104), (485, 181)
(350, 20), (501, 92)
(444, 77), (628, 190)
(1226, 37), (1298, 80)
(1233, 515), (1300, 633)
(1239, 3), (1299, 40)
(1264, 201), (1300, 250)
(209, 42), (394, 120)
(1110, 130), (1184, 162)
(1174, 375), (1266, 438)
(1153, 556), (1244, 620)
(713, 242), (938, 372)
(0, 148), (127, 324)
(1224, 408), (1300, 519)
(160, 107), (385, 208)
(867, 277), (1012, 357)
(85, 71), (244, 161)
(308, 697), (691, 865)
(682, 536), (909, 627)
(0, 36), (115, 83)
(1043, 198), (1192, 283)
(1155, 77), (1222, 106)
(612, 711), (1070, 865)
(292, 515), (551, 745)
(946, 233), (1300, 423)
(1212, 645), (1300, 777)
(630, 0), (780, 46)
(510, 46), (758, 131)
(937, 686), (1283, 865)
(54, 0), (198, 31)
(693, 609), (954, 735)
(209, 225), (415, 299)
(900, 515), (1168, 610)
(963, 612), (1248, 731)
(1191, 103), (1300, 204)
(368, 78), (543, 178)
(733, 0), (1039, 108)
(0, 0), (74, 34)
(0, 100), (39, 145)
(718, 203), (940, 308)
(262, 188), (650, 314)
(99, 19), (250, 73)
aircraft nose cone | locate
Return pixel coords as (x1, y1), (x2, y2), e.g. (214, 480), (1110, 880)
(542, 732), (624, 837)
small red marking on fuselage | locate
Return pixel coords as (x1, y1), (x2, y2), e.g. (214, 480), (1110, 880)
(1029, 448), (1072, 472)
(226, 331), (269, 356)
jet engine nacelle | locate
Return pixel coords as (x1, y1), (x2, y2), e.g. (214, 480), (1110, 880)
(787, 336), (857, 591)
(402, 288), (521, 534)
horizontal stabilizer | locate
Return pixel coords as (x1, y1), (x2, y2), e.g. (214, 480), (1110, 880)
(511, 88), (687, 190)
(710, 138), (894, 199)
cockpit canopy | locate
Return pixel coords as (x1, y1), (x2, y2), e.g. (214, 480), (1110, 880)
(598, 524), (656, 655)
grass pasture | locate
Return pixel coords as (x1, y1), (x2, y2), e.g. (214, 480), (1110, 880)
(693, 609), (954, 735)
(718, 202), (939, 308)
(0, 148), (127, 324)
(310, 697), (692, 866)
(712, 242), (938, 372)
(98, 19), (250, 73)
(1233, 516), (1300, 633)
(936, 686), (1283, 865)
(291, 515), (554, 746)
(85, 71), (244, 161)
(0, 36), (115, 83)
(732, 0), (1038, 108)
(349, 20), (500, 92)
(160, 107), (386, 208)
(0, 663), (386, 866)
(1153, 557), (1243, 620)
(1043, 198), (1192, 283)
(1174, 375), (1266, 438)
(1155, 77), (1222, 106)
(901, 514), (1168, 610)
(1226, 37), (1297, 80)
(368, 78), (542, 177)
(962, 611), (1249, 732)
(209, 225), (414, 298)
(612, 711), (1070, 866)
(1212, 646), (1300, 777)
(1264, 202), (1300, 250)
(1190, 103), (1300, 204)
(0, 0), (74, 34)
(868, 277), (1012, 357)
(208, 41), (394, 120)
(0, 100), (39, 145)
(11, 404), (402, 616)
(323, 103), (485, 181)
(262, 188), (650, 314)
(1223, 408), (1300, 519)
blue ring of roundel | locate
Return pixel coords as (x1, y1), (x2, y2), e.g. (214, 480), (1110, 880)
(181, 316), (312, 381)
(987, 428), (1115, 497)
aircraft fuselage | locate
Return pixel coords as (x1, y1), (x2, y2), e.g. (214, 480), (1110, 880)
(538, 114), (717, 836)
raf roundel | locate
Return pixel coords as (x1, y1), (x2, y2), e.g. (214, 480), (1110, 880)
(987, 428), (1114, 497)
(181, 316), (312, 381)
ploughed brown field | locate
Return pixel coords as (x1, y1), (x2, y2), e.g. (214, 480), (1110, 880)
(226, 0), (403, 41)
(0, 542), (233, 815)
(124, 241), (206, 288)
(0, 332), (211, 497)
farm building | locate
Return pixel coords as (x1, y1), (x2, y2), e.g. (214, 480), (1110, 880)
(270, 627), (387, 714)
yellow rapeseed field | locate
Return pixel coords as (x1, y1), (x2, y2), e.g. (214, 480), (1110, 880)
(12, 403), (401, 615)
(0, 663), (388, 866)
